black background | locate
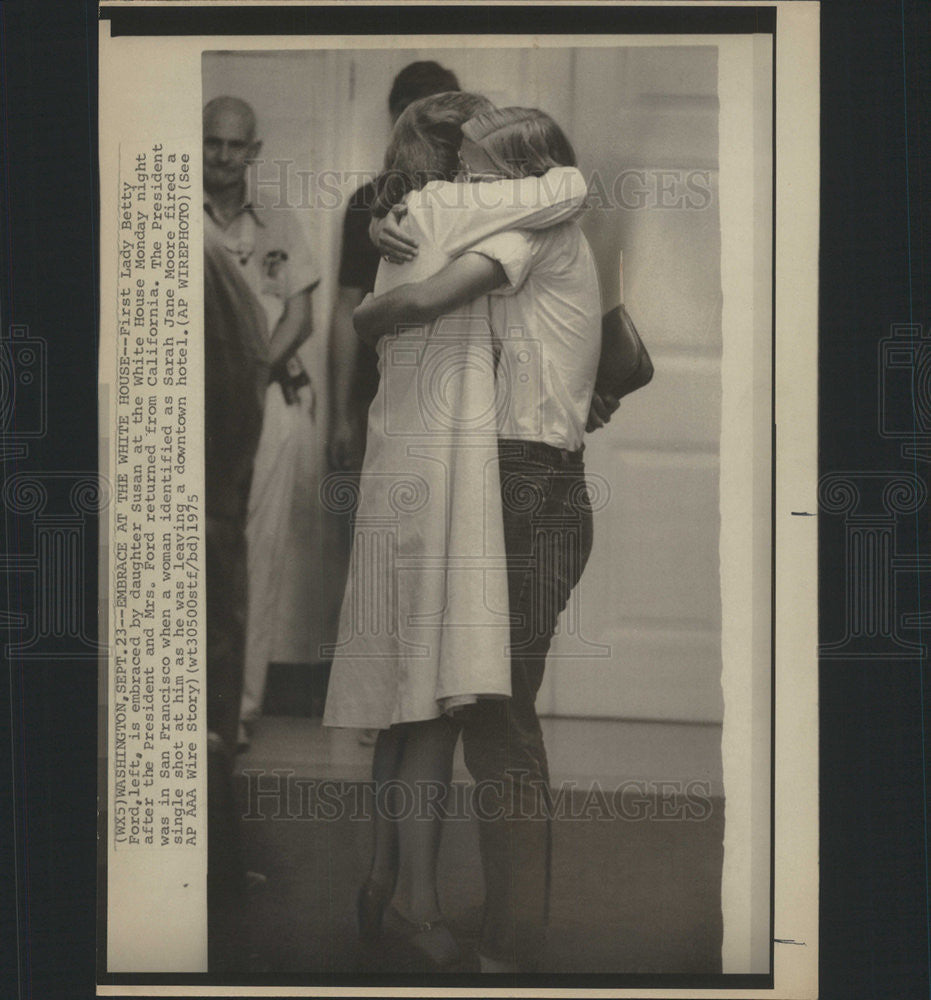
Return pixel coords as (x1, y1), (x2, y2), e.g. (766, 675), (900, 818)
(1, 1), (929, 997)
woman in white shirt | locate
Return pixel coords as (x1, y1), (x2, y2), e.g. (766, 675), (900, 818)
(322, 93), (589, 967)
(353, 106), (603, 973)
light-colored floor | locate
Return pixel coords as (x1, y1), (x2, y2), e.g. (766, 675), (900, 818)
(237, 714), (723, 796)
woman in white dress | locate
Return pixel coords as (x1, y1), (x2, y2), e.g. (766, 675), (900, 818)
(321, 92), (589, 967)
(350, 107), (604, 973)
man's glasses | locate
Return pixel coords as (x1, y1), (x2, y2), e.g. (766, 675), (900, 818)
(457, 150), (507, 182)
(456, 150), (474, 181)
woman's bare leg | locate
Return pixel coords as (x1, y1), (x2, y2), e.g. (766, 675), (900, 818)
(392, 715), (459, 924)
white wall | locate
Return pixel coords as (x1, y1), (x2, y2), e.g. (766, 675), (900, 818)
(203, 45), (724, 725)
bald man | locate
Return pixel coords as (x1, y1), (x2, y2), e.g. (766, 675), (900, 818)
(202, 97), (321, 753)
(203, 96), (317, 377)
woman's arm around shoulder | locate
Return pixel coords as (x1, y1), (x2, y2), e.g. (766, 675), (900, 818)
(420, 166), (588, 256)
(352, 253), (506, 348)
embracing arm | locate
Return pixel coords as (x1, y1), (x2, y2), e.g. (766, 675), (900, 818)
(353, 253), (506, 348)
(328, 285), (365, 419)
(424, 167), (588, 256)
(370, 167), (588, 262)
(369, 206), (419, 265)
(327, 284), (367, 468)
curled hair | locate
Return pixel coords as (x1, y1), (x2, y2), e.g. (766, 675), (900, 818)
(372, 91), (494, 218)
(460, 107), (577, 178)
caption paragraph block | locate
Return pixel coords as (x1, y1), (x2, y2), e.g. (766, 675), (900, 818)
(111, 143), (202, 851)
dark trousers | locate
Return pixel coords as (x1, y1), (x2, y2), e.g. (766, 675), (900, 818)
(206, 515), (248, 752)
(460, 438), (593, 969)
(205, 514), (248, 969)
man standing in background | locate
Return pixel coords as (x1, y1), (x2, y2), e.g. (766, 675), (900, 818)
(201, 96), (320, 750)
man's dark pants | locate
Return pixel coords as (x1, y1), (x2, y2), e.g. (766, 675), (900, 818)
(460, 438), (594, 970)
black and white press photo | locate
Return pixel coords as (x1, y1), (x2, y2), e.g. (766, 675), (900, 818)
(98, 4), (818, 995)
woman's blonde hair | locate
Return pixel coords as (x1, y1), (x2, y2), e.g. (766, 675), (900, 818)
(373, 91), (494, 217)
(460, 107), (577, 178)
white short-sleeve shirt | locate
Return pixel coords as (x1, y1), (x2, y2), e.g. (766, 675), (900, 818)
(468, 223), (602, 451)
(371, 169), (598, 450)
(204, 197), (319, 331)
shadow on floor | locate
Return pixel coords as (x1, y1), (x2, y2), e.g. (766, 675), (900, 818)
(228, 776), (724, 975)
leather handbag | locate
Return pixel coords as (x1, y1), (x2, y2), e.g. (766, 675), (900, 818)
(595, 304), (654, 400)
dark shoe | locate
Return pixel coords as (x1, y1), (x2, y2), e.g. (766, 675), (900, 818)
(236, 719), (255, 754)
(384, 905), (462, 970)
(244, 870), (267, 893)
(478, 952), (520, 973)
(357, 877), (395, 943)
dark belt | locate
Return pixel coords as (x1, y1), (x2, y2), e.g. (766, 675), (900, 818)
(497, 437), (585, 469)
